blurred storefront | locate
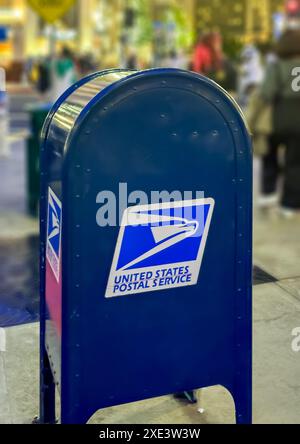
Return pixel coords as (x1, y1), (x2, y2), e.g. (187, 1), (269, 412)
(0, 0), (289, 79)
(194, 0), (285, 56)
(0, 0), (196, 72)
(0, 0), (26, 81)
(0, 0), (79, 81)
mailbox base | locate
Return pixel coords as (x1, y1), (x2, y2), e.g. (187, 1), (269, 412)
(39, 372), (252, 424)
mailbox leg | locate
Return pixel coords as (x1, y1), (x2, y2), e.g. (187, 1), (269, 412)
(61, 404), (90, 424)
(231, 381), (252, 424)
(234, 396), (252, 424)
(39, 344), (56, 424)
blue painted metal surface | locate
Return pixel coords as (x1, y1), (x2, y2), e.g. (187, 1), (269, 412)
(40, 68), (252, 424)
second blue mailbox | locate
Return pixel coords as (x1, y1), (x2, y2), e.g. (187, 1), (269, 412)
(40, 69), (252, 424)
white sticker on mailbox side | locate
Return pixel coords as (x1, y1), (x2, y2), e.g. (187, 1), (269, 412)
(105, 198), (215, 298)
(46, 187), (62, 282)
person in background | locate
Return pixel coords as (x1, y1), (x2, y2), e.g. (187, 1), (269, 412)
(162, 49), (188, 69)
(126, 49), (138, 70)
(192, 32), (213, 75)
(192, 31), (237, 93)
(238, 44), (264, 108)
(36, 57), (52, 96)
(76, 53), (98, 77)
(50, 47), (77, 102)
(258, 28), (300, 216)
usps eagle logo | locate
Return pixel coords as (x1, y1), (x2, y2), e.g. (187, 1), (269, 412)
(46, 187), (62, 282)
(105, 199), (214, 298)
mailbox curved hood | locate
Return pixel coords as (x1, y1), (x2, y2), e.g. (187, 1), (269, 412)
(41, 68), (249, 165)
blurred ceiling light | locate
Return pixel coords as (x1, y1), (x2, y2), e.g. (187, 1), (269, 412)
(92, 10), (102, 23)
(13, 8), (23, 19)
(0, 8), (23, 21)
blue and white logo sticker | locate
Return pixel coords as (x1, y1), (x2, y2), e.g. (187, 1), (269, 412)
(105, 199), (214, 298)
(46, 187), (62, 282)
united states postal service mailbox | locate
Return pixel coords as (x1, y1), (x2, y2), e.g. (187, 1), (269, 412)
(40, 69), (252, 424)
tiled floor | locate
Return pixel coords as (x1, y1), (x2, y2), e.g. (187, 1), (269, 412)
(0, 139), (300, 423)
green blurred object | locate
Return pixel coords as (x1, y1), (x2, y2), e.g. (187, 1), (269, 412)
(26, 103), (51, 217)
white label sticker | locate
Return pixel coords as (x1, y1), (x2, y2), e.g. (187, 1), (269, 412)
(105, 198), (214, 298)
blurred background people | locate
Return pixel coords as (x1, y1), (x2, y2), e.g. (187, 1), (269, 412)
(124, 48), (139, 70)
(50, 47), (77, 102)
(35, 57), (52, 96)
(238, 44), (264, 107)
(192, 31), (237, 93)
(162, 49), (188, 69)
(192, 32), (213, 75)
(257, 28), (300, 216)
(76, 53), (98, 78)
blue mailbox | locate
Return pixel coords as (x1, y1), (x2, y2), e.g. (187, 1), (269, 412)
(40, 69), (252, 424)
